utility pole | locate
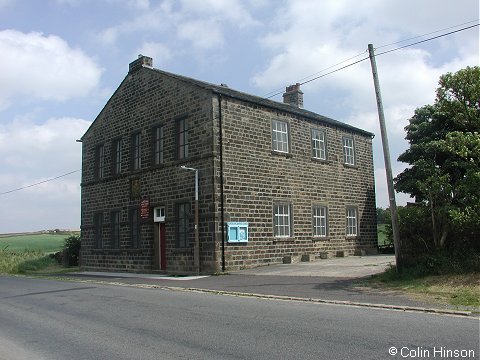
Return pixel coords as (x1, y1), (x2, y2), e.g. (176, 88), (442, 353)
(368, 43), (403, 272)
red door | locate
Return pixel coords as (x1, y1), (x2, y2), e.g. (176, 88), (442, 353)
(160, 223), (166, 271)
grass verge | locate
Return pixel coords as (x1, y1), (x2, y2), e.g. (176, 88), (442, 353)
(368, 266), (480, 308)
(0, 249), (76, 275)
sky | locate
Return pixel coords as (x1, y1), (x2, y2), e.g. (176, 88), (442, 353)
(0, 0), (478, 233)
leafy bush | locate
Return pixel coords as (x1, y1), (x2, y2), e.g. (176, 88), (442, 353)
(63, 235), (81, 266)
(380, 250), (480, 281)
(385, 205), (434, 256)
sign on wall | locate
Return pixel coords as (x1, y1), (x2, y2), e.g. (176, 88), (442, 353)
(140, 198), (150, 221)
(227, 222), (248, 243)
(130, 178), (141, 199)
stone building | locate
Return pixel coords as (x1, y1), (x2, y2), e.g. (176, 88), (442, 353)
(80, 55), (377, 274)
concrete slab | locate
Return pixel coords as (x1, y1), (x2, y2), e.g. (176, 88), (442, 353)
(234, 255), (395, 278)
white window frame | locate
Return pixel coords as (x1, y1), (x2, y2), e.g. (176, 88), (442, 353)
(346, 207), (358, 237)
(343, 136), (355, 165)
(273, 203), (292, 237)
(312, 129), (326, 160)
(272, 120), (289, 153)
(313, 206), (328, 237)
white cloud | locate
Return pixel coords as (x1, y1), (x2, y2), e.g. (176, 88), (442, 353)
(374, 168), (413, 208)
(179, 0), (260, 28)
(177, 19), (225, 49)
(0, 177), (82, 232)
(98, 27), (119, 45)
(126, 0), (150, 10)
(136, 41), (172, 65)
(0, 116), (90, 232)
(0, 116), (89, 181)
(97, 4), (175, 45)
(96, 0), (261, 50)
(0, 30), (102, 109)
(253, 0), (478, 95)
(55, 0), (82, 5)
(0, 116), (89, 170)
(249, 0), (478, 210)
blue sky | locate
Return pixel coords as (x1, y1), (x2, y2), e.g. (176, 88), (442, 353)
(0, 0), (478, 233)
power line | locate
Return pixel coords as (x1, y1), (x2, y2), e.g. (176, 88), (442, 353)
(375, 23), (479, 57)
(264, 55), (370, 99)
(0, 170), (81, 196)
(3, 22), (478, 195)
(263, 21), (479, 100)
(261, 51), (368, 99)
(375, 19), (479, 50)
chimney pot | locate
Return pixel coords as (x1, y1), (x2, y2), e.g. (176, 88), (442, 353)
(283, 83), (304, 108)
(129, 55), (153, 73)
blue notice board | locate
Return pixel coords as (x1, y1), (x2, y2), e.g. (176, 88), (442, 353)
(227, 222), (248, 243)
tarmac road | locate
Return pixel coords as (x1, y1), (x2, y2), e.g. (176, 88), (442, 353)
(0, 276), (478, 360)
(46, 255), (476, 313)
(53, 255), (436, 310)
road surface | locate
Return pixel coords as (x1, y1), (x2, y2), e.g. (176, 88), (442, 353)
(0, 276), (478, 360)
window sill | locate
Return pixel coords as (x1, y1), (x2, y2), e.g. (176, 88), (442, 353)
(311, 157), (331, 164)
(343, 163), (358, 169)
(271, 151), (293, 159)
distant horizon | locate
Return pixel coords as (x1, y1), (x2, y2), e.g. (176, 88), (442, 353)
(0, 229), (80, 237)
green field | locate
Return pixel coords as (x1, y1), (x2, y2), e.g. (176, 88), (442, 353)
(0, 233), (76, 253)
(0, 232), (80, 274)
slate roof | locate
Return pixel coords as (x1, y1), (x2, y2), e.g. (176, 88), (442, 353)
(83, 63), (374, 140)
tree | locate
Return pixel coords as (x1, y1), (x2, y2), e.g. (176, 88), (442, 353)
(395, 66), (480, 250)
(63, 235), (81, 266)
(376, 207), (389, 224)
(445, 131), (480, 247)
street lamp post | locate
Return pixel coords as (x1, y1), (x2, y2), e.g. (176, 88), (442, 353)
(180, 165), (200, 275)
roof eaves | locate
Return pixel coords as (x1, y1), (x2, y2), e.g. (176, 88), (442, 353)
(210, 87), (374, 137)
(147, 67), (374, 138)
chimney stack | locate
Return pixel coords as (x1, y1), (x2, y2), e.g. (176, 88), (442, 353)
(283, 83), (303, 108)
(129, 55), (153, 73)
